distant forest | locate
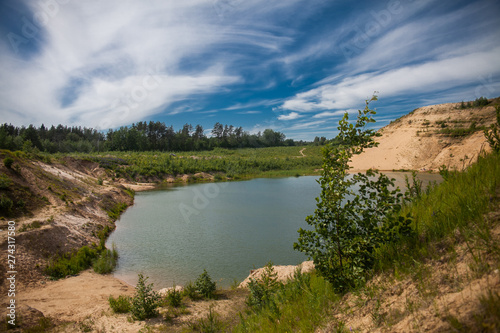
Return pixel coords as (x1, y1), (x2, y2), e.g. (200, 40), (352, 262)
(0, 121), (325, 153)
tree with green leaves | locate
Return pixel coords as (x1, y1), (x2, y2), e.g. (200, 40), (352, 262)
(130, 274), (161, 320)
(484, 105), (500, 153)
(294, 96), (413, 293)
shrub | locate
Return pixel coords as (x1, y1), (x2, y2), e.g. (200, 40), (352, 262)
(45, 246), (99, 279)
(93, 245), (118, 274)
(195, 269), (217, 299)
(109, 295), (131, 313)
(3, 157), (14, 169)
(246, 262), (281, 310)
(484, 105), (500, 153)
(474, 96), (489, 107)
(0, 194), (13, 214)
(166, 287), (182, 307)
(131, 274), (161, 320)
(182, 281), (199, 300)
(0, 174), (12, 189)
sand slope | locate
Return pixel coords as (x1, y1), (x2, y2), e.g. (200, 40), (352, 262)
(350, 101), (497, 172)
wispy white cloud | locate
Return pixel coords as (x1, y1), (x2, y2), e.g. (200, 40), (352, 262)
(278, 112), (302, 120)
(281, 47), (500, 113)
(287, 120), (325, 131)
(313, 110), (350, 118)
(0, 0), (304, 129)
(237, 110), (262, 115)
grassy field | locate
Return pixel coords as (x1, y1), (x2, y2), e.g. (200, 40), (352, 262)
(67, 145), (324, 181)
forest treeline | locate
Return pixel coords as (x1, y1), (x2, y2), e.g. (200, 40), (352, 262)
(0, 121), (322, 153)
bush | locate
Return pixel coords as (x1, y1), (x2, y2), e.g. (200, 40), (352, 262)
(0, 194), (13, 214)
(131, 274), (161, 320)
(45, 246), (99, 279)
(484, 105), (500, 153)
(3, 157), (14, 169)
(195, 269), (217, 299)
(166, 287), (182, 307)
(182, 281), (199, 300)
(109, 295), (131, 313)
(0, 174), (12, 189)
(246, 261), (281, 310)
(474, 96), (489, 107)
(93, 245), (118, 274)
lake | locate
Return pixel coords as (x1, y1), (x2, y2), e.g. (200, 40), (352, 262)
(107, 173), (441, 289)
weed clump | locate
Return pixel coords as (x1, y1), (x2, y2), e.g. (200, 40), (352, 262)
(109, 295), (131, 313)
(3, 157), (14, 169)
(93, 245), (118, 274)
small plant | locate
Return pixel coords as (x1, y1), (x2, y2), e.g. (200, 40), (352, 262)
(18, 220), (42, 232)
(484, 105), (500, 153)
(166, 286), (182, 307)
(0, 174), (12, 189)
(97, 177), (103, 185)
(131, 274), (161, 320)
(3, 157), (14, 169)
(230, 278), (240, 290)
(189, 305), (226, 333)
(109, 295), (132, 313)
(0, 194), (13, 214)
(246, 261), (281, 310)
(93, 245), (118, 274)
(195, 269), (217, 299)
(106, 202), (128, 221)
(182, 281), (199, 300)
(475, 289), (500, 330)
(45, 246), (99, 279)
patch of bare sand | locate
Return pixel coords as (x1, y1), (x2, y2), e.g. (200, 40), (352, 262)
(17, 271), (145, 332)
(239, 261), (315, 288)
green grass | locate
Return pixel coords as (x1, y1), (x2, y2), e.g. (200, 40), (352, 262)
(375, 151), (500, 273)
(109, 295), (132, 313)
(66, 146), (323, 182)
(106, 202), (128, 220)
(45, 245), (100, 279)
(234, 270), (337, 332)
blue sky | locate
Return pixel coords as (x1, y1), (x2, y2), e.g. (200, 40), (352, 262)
(0, 0), (499, 141)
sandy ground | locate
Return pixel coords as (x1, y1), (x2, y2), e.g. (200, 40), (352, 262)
(350, 102), (496, 172)
(13, 262), (307, 331)
(239, 261), (315, 288)
(17, 272), (139, 329)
